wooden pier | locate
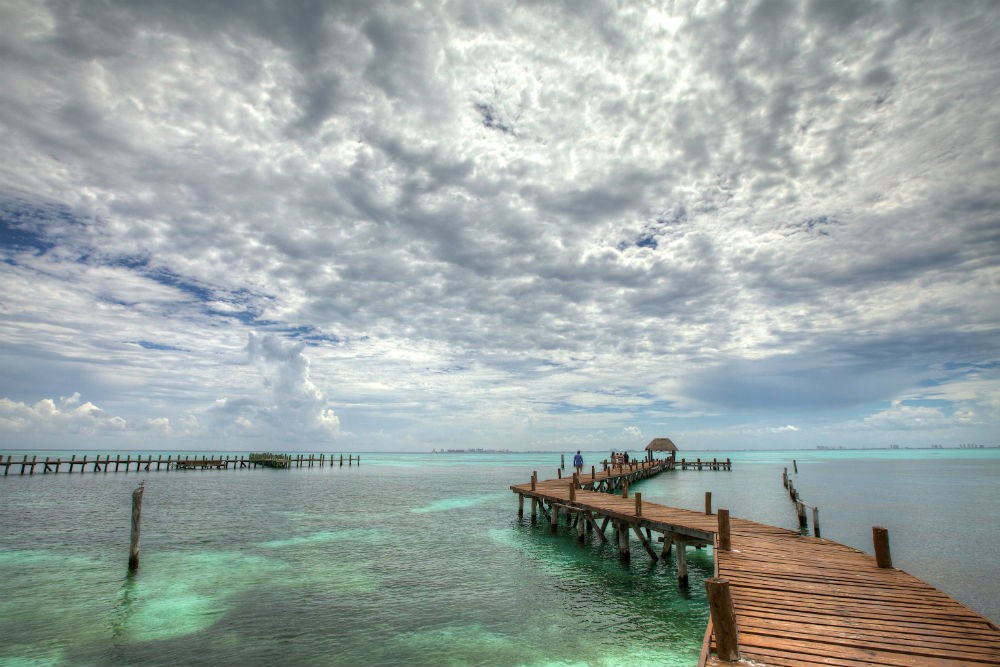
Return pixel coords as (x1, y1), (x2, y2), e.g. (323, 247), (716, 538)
(1, 452), (360, 475)
(511, 463), (1000, 666)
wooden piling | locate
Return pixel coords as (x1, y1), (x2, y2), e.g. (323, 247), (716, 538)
(635, 492), (642, 517)
(128, 482), (145, 572)
(717, 508), (731, 551)
(812, 506), (821, 538)
(660, 531), (673, 558)
(705, 491), (713, 515)
(676, 537), (688, 585)
(873, 526), (892, 568)
(531, 471), (537, 491)
(796, 500), (808, 529)
(705, 577), (740, 662)
(617, 522), (630, 560)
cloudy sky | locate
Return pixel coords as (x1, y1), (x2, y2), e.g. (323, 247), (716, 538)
(1, 0), (998, 453)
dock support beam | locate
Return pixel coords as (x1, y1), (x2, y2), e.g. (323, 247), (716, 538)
(676, 537), (688, 585)
(873, 526), (892, 568)
(617, 522), (630, 560)
(705, 577), (740, 662)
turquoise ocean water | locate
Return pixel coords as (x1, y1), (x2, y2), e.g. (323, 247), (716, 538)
(1, 448), (997, 666)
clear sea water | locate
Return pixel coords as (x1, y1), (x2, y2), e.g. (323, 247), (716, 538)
(1, 448), (997, 667)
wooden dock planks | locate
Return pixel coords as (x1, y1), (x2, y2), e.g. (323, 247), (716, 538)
(511, 464), (1000, 667)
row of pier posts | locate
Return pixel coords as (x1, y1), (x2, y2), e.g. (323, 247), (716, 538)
(783, 461), (892, 566)
(1, 452), (360, 475)
(782, 463), (821, 537)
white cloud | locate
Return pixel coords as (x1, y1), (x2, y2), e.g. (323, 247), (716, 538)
(0, 393), (127, 434)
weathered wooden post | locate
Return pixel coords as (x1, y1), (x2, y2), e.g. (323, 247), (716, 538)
(635, 492), (642, 517)
(561, 453), (565, 470)
(531, 471), (537, 491)
(873, 526), (892, 568)
(796, 501), (808, 529)
(705, 491), (713, 515)
(718, 508), (731, 551)
(518, 494), (524, 517)
(557, 468), (562, 479)
(676, 537), (688, 585)
(569, 480), (577, 502)
(591, 465), (596, 481)
(705, 577), (740, 662)
(793, 459), (798, 473)
(621, 481), (629, 499)
(618, 522), (630, 560)
(128, 482), (145, 572)
(812, 506), (821, 538)
(660, 530), (673, 558)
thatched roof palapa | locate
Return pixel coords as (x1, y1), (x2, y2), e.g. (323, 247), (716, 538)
(645, 437), (678, 452)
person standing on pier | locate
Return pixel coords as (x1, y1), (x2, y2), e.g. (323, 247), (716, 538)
(573, 450), (584, 474)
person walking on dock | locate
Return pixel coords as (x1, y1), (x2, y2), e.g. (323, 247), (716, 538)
(573, 450), (584, 474)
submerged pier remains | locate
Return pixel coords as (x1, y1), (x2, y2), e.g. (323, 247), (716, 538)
(1, 452), (360, 475)
(511, 461), (1000, 666)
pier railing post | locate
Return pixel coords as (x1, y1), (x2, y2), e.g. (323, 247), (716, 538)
(705, 577), (740, 662)
(531, 471), (537, 491)
(717, 508), (731, 551)
(635, 492), (642, 517)
(128, 482), (145, 572)
(873, 526), (892, 568)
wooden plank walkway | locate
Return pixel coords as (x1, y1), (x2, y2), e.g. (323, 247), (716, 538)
(511, 463), (1000, 666)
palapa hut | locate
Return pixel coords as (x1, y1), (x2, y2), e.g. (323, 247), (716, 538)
(645, 437), (678, 461)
